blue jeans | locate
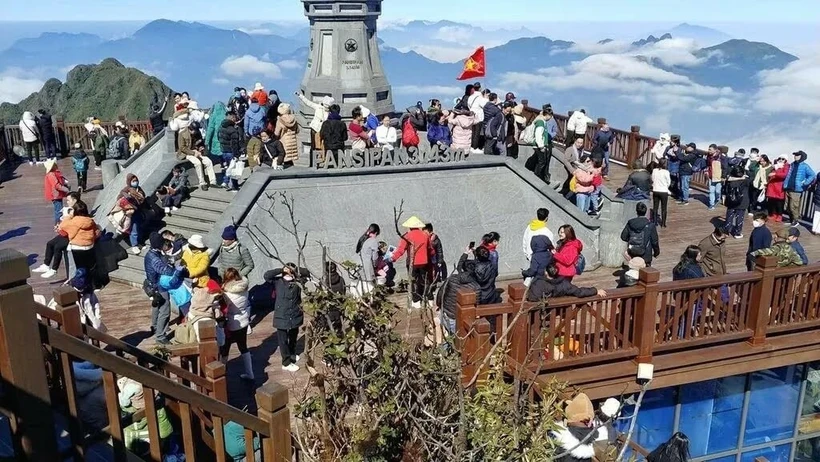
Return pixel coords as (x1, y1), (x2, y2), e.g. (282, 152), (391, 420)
(589, 187), (601, 213)
(440, 310), (456, 337)
(680, 175), (692, 202)
(52, 199), (63, 224)
(708, 181), (722, 208)
(221, 152), (233, 168)
(603, 150), (610, 176)
(576, 192), (591, 213)
(129, 213), (141, 247)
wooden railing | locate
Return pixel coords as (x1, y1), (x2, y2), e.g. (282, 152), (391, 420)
(0, 249), (293, 461)
(0, 118), (153, 161)
(456, 256), (820, 382)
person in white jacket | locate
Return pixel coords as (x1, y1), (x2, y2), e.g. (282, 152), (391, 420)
(566, 109), (593, 143)
(522, 208), (555, 260)
(19, 111), (40, 165)
(375, 115), (397, 151)
(297, 92), (334, 150)
(220, 268), (253, 380)
(651, 133), (671, 163)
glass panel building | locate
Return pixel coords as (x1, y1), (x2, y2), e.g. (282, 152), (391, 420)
(617, 362), (820, 461)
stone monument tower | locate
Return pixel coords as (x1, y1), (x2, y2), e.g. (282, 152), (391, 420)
(297, 0), (394, 154)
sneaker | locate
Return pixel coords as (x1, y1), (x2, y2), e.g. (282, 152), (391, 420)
(201, 184), (210, 191)
(295, 355), (300, 362)
(172, 206), (180, 211)
(680, 201), (689, 206)
(29, 161), (35, 166)
(282, 363), (300, 372)
(791, 221), (800, 227)
(707, 206), (715, 211)
(748, 213), (754, 217)
(94, 167), (102, 171)
(130, 246), (142, 255)
(32, 264), (50, 273)
(41, 269), (57, 279)
(411, 301), (422, 309)
(733, 234), (744, 239)
(164, 207), (171, 214)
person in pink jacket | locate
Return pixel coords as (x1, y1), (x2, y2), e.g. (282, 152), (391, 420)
(573, 155), (596, 212)
(448, 111), (475, 151)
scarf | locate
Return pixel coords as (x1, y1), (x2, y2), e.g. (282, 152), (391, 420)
(222, 241), (238, 252)
(328, 112), (342, 121)
(483, 242), (498, 252)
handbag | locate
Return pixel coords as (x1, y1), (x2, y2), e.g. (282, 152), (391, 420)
(757, 190), (766, 203)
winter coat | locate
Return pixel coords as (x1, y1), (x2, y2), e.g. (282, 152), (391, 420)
(527, 276), (598, 302)
(216, 242), (254, 278)
(38, 112), (55, 142)
(427, 122), (452, 146)
(228, 95), (249, 122)
(677, 150), (699, 176)
(375, 125), (397, 148)
(144, 249), (174, 286)
(766, 164), (788, 200)
(391, 229), (433, 267)
(348, 122), (369, 150)
(223, 279), (251, 332)
(93, 131), (108, 154)
(747, 226), (772, 256)
(19, 112), (39, 142)
(707, 154), (726, 182)
(813, 174), (820, 207)
(205, 102), (227, 156)
(553, 239), (583, 278)
(128, 132), (146, 153)
(698, 234), (727, 277)
(182, 249), (211, 287)
(458, 254), (501, 305)
(650, 134), (670, 161)
(357, 236), (381, 282)
(751, 242), (804, 267)
(664, 145), (681, 175)
(320, 114), (348, 151)
(168, 171), (189, 194)
(784, 151), (815, 192)
(523, 220), (555, 260)
(436, 271), (480, 319)
(724, 177), (750, 210)
(449, 113), (474, 150)
(297, 93), (329, 133)
(573, 168), (595, 194)
(72, 150), (90, 173)
(264, 268), (311, 331)
(274, 114), (300, 162)
(244, 103), (266, 137)
(624, 170), (652, 192)
(44, 170), (69, 201)
(59, 216), (97, 248)
(522, 235), (553, 278)
(566, 111), (593, 136)
(620, 217), (660, 265)
(246, 136), (262, 168)
(158, 269), (192, 309)
(551, 424), (599, 462)
(218, 120), (242, 155)
(261, 139), (285, 166)
(791, 242), (809, 265)
(251, 89), (268, 107)
(592, 129), (613, 152)
(651, 168), (671, 194)
(672, 261), (705, 281)
(753, 164), (771, 191)
(534, 116), (557, 149)
(483, 104), (504, 140)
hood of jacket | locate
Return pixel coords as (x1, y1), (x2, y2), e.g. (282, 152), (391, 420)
(658, 133), (670, 143)
(279, 113), (297, 128)
(360, 106), (371, 118)
(560, 238), (583, 254)
(530, 235), (553, 253)
(248, 103), (262, 115)
(551, 425), (597, 460)
(626, 216), (651, 233)
(126, 173), (138, 185)
(529, 219), (546, 232)
(223, 279), (249, 294)
(22, 111), (35, 122)
(72, 150), (87, 159)
(221, 119), (235, 129)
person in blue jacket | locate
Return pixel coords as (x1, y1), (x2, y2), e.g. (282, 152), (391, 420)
(243, 98), (266, 138)
(664, 135), (682, 199)
(427, 112), (452, 147)
(522, 235), (554, 281)
(786, 227), (809, 265)
(784, 150), (815, 226)
(747, 212), (772, 270)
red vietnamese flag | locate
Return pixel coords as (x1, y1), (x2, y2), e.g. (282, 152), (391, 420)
(457, 46), (485, 80)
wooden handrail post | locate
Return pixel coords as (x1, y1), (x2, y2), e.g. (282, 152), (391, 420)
(634, 267), (660, 363)
(627, 125), (641, 169)
(455, 289), (477, 386)
(204, 361), (228, 403)
(0, 249), (59, 459)
(748, 256), (778, 346)
(52, 286), (83, 337)
(256, 382), (292, 462)
(198, 320), (219, 370)
(507, 283), (530, 368)
(474, 319), (491, 384)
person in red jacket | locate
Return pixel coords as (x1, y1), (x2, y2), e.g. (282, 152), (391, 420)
(552, 225), (583, 280)
(766, 156), (789, 222)
(43, 159), (70, 226)
(389, 216), (434, 308)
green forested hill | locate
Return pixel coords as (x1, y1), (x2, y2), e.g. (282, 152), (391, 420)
(0, 58), (173, 124)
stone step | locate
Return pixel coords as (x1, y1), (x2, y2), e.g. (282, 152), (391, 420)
(118, 253), (144, 272)
(163, 215), (215, 234)
(108, 266), (146, 288)
(180, 197), (231, 214)
(166, 205), (223, 223)
(189, 187), (234, 204)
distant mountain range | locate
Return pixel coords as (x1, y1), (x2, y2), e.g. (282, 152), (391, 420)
(0, 59), (172, 124)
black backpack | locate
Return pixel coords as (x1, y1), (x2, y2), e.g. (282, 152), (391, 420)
(628, 223), (649, 256)
(726, 181), (743, 208)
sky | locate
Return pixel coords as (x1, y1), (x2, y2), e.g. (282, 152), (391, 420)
(2, 0), (819, 23)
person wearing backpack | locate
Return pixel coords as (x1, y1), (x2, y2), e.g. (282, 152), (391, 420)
(723, 165), (750, 239)
(620, 202), (660, 266)
(532, 104), (558, 184)
(107, 128), (128, 160)
(401, 106), (422, 148)
(71, 143), (89, 192)
(91, 126), (108, 170)
(482, 94), (503, 155)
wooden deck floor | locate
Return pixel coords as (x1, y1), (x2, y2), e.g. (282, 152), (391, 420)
(2, 157), (818, 411)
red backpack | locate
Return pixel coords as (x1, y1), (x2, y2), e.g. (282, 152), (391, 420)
(402, 119), (419, 147)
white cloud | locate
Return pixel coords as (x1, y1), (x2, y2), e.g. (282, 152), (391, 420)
(0, 69), (44, 104)
(396, 45), (476, 63)
(572, 54), (692, 84)
(755, 54), (820, 116)
(697, 97), (741, 114)
(433, 26), (474, 44)
(705, 118), (820, 171)
(635, 38), (704, 67)
(277, 60), (303, 70)
(566, 40), (632, 55)
(220, 55), (283, 79)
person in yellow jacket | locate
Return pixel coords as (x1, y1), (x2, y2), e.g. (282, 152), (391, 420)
(182, 234), (211, 287)
(128, 128), (146, 155)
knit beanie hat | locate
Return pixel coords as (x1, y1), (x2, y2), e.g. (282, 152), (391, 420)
(221, 226), (237, 241)
(149, 232), (165, 250)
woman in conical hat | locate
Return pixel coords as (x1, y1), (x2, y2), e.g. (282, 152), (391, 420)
(390, 216), (433, 309)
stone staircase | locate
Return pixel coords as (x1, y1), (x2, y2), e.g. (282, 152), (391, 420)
(108, 176), (235, 288)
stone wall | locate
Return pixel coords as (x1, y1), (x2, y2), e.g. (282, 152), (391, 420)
(236, 156), (608, 286)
